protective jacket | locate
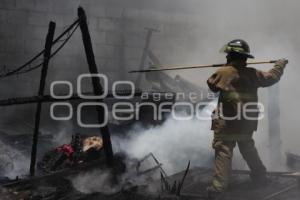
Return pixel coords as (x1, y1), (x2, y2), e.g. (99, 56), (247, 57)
(207, 60), (286, 134)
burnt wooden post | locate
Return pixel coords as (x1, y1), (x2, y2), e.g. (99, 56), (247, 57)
(268, 84), (282, 165)
(78, 7), (114, 166)
(30, 21), (56, 176)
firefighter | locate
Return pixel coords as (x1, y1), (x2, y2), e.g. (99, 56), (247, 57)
(206, 39), (288, 197)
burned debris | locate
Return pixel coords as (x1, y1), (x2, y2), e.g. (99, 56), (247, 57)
(160, 161), (190, 197)
(37, 134), (106, 174)
(287, 152), (300, 170)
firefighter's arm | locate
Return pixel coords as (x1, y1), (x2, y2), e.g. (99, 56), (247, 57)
(207, 72), (221, 92)
(255, 59), (288, 87)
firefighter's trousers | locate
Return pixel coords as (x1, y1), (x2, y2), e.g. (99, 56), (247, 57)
(211, 133), (267, 191)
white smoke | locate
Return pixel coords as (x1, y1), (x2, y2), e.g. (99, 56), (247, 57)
(71, 170), (119, 194)
(71, 101), (217, 194)
(71, 99), (276, 194)
(0, 140), (29, 179)
(111, 97), (282, 174)
(49, 121), (74, 146)
(113, 100), (217, 174)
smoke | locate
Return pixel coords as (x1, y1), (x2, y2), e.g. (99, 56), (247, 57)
(71, 101), (217, 194)
(71, 99), (272, 194)
(49, 121), (74, 146)
(111, 98), (277, 174)
(0, 140), (29, 179)
(130, 0), (300, 170)
(71, 162), (160, 195)
(112, 101), (217, 174)
(71, 170), (119, 194)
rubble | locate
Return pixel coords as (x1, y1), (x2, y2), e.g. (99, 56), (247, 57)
(1, 148), (300, 200)
(287, 152), (300, 170)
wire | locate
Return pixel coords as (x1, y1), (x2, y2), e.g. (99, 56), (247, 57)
(15, 23), (80, 75)
(0, 19), (80, 78)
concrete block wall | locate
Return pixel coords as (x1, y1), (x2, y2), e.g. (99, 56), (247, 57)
(0, 0), (209, 135)
(0, 0), (201, 98)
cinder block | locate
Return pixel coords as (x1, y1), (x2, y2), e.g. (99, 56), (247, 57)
(123, 9), (141, 20)
(68, 55), (87, 74)
(24, 39), (44, 54)
(51, 55), (84, 75)
(98, 18), (119, 31)
(14, 53), (36, 65)
(124, 33), (145, 48)
(51, 55), (71, 69)
(4, 38), (24, 53)
(90, 30), (106, 45)
(28, 12), (50, 26)
(10, 10), (29, 24)
(86, 17), (98, 30)
(104, 59), (120, 70)
(45, 13), (75, 28)
(0, 53), (7, 63)
(97, 59), (122, 75)
(125, 47), (143, 60)
(34, 0), (53, 12)
(0, 0), (16, 9)
(0, 9), (6, 22)
(93, 44), (115, 59)
(51, 0), (78, 14)
(0, 10), (28, 25)
(16, 0), (36, 11)
(125, 58), (140, 70)
(105, 7), (124, 18)
(23, 25), (48, 40)
(47, 13), (64, 27)
(52, 26), (78, 44)
(161, 22), (190, 38)
(0, 53), (26, 70)
(0, 39), (7, 53)
(95, 58), (110, 70)
(123, 19), (144, 34)
(141, 10), (171, 23)
(81, 0), (106, 8)
(68, 29), (82, 44)
(105, 31), (122, 46)
(87, 5), (106, 18)
(63, 14), (76, 26)
(0, 23), (20, 38)
(57, 41), (82, 56)
(7, 55), (30, 76)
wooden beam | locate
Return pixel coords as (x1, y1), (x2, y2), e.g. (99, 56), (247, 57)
(0, 92), (143, 106)
(78, 7), (114, 166)
(30, 21), (56, 176)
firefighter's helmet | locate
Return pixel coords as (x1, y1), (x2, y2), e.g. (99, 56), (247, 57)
(220, 39), (254, 59)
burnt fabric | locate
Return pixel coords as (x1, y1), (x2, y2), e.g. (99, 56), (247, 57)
(207, 60), (286, 191)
